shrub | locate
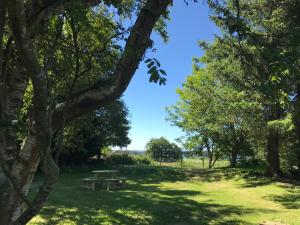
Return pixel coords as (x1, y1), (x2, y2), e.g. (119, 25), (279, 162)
(106, 152), (135, 165)
(131, 154), (152, 165)
(105, 152), (152, 166)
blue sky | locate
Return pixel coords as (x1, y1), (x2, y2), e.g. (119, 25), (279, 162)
(123, 1), (219, 150)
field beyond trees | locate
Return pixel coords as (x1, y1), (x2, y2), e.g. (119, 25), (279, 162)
(29, 161), (300, 225)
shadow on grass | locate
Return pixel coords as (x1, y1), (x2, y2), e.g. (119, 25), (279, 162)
(29, 166), (277, 225)
(265, 189), (300, 209)
(186, 167), (276, 188)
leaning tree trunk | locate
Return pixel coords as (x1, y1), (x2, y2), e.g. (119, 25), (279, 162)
(208, 153), (213, 169)
(0, 1), (171, 224)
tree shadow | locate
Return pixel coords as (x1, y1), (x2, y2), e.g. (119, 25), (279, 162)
(265, 189), (300, 209)
(216, 168), (275, 188)
(29, 166), (277, 225)
(179, 167), (269, 187)
(184, 169), (223, 182)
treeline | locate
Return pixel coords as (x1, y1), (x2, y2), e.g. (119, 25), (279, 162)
(168, 0), (300, 177)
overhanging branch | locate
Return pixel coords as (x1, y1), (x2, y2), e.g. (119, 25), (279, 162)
(52, 0), (171, 132)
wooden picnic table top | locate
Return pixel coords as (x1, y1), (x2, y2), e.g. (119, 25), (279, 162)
(92, 170), (119, 174)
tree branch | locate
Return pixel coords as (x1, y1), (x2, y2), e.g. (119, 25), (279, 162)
(52, 0), (171, 132)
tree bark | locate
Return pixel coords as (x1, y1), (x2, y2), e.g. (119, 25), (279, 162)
(265, 104), (282, 177)
(266, 129), (281, 176)
(206, 141), (213, 169)
(0, 53), (30, 225)
(230, 149), (238, 167)
(293, 83), (300, 170)
(0, 0), (171, 224)
(208, 152), (213, 169)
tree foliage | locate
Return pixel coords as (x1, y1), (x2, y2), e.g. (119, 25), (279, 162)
(59, 99), (131, 165)
(167, 51), (263, 168)
(168, 0), (300, 174)
(145, 137), (182, 163)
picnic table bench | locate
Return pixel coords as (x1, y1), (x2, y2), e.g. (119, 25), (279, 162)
(81, 170), (126, 191)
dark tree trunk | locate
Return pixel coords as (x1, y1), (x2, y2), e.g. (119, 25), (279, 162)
(97, 144), (102, 161)
(210, 156), (218, 168)
(293, 83), (300, 170)
(208, 153), (213, 169)
(265, 103), (282, 177)
(206, 143), (213, 169)
(266, 130), (281, 176)
(230, 150), (238, 167)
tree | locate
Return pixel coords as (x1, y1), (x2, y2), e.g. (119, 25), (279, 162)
(59, 98), (131, 165)
(167, 59), (262, 168)
(145, 137), (182, 165)
(206, 0), (300, 176)
(0, 1), (171, 224)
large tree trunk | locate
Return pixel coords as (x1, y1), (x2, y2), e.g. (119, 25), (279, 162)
(266, 130), (280, 176)
(0, 136), (40, 225)
(0, 58), (30, 224)
(265, 104), (282, 177)
(293, 83), (300, 170)
(0, 1), (171, 224)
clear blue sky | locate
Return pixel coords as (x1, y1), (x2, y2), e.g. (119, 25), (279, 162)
(123, 1), (219, 150)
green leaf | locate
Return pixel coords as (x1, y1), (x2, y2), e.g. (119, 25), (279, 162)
(145, 58), (152, 63)
(159, 77), (167, 85)
(148, 66), (157, 74)
(159, 69), (167, 76)
(154, 58), (161, 67)
(147, 61), (155, 68)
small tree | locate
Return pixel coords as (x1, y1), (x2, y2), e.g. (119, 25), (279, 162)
(145, 137), (182, 165)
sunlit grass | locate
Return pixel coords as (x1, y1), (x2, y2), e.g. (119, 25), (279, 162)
(152, 158), (230, 169)
(29, 163), (300, 225)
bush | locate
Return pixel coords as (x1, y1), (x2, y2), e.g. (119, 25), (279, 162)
(105, 152), (152, 166)
(131, 154), (152, 165)
(106, 152), (135, 165)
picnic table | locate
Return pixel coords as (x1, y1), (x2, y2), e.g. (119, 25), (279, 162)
(92, 170), (119, 178)
(81, 170), (126, 191)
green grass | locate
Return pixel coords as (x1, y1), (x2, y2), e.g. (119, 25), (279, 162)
(28, 163), (300, 225)
(155, 158), (230, 169)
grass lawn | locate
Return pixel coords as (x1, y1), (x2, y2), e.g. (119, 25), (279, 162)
(28, 163), (300, 225)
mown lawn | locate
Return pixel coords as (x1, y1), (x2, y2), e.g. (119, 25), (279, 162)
(28, 164), (300, 225)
